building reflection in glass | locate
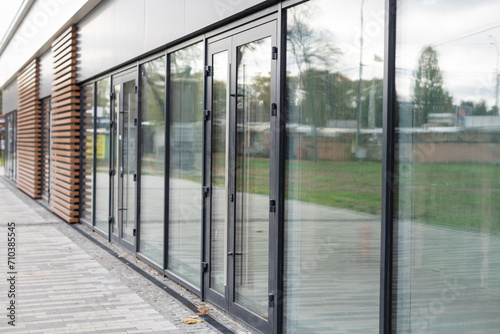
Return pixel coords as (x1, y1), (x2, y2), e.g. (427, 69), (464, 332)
(284, 0), (384, 332)
(394, 1), (500, 333)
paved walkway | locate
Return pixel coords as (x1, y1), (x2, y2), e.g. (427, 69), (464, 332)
(0, 172), (247, 334)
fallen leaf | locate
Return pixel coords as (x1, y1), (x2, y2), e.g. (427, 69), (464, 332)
(48, 263), (56, 269)
(181, 318), (203, 325)
(150, 270), (159, 275)
(189, 315), (199, 319)
(196, 304), (209, 315)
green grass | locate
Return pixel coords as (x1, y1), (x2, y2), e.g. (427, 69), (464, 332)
(210, 156), (500, 235)
(400, 163), (500, 235)
(95, 151), (500, 236)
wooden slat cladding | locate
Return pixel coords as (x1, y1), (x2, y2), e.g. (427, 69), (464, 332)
(16, 59), (41, 198)
(50, 26), (80, 223)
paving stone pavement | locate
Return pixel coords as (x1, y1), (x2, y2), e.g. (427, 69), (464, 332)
(0, 172), (254, 334)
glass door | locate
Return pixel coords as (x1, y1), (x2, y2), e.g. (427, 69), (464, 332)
(110, 71), (137, 252)
(204, 20), (278, 333)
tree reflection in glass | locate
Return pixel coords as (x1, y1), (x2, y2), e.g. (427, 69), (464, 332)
(284, 0), (384, 332)
(394, 1), (500, 332)
(168, 42), (204, 287)
(139, 56), (166, 265)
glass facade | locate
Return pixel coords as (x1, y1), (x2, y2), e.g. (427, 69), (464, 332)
(41, 98), (51, 203)
(4, 111), (17, 181)
(168, 42), (204, 287)
(139, 56), (166, 265)
(234, 35), (273, 317)
(94, 77), (111, 232)
(72, 1), (500, 332)
(284, 0), (384, 332)
(81, 83), (95, 225)
(394, 1), (500, 333)
(210, 49), (229, 295)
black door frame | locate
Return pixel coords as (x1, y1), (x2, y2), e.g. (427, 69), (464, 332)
(203, 18), (279, 334)
(109, 69), (139, 253)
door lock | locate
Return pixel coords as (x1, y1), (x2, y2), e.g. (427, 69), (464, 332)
(270, 200), (276, 213)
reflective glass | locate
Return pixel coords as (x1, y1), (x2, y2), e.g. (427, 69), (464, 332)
(81, 84), (94, 224)
(394, 1), (500, 333)
(168, 42), (204, 287)
(112, 84), (120, 235)
(139, 56), (166, 265)
(121, 80), (136, 243)
(234, 36), (271, 318)
(4, 112), (17, 181)
(210, 50), (229, 294)
(94, 78), (111, 232)
(12, 112), (16, 181)
(41, 98), (51, 203)
(284, 0), (384, 332)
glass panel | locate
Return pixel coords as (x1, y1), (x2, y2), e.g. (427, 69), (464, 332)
(234, 36), (271, 318)
(5, 113), (14, 180)
(121, 80), (136, 243)
(13, 112), (16, 181)
(113, 84), (120, 235)
(139, 57), (166, 265)
(94, 78), (111, 232)
(211, 50), (229, 294)
(7, 113), (14, 180)
(81, 84), (95, 224)
(394, 2), (500, 333)
(284, 0), (384, 332)
(168, 42), (204, 287)
(6, 111), (17, 180)
(3, 114), (7, 177)
(41, 98), (51, 202)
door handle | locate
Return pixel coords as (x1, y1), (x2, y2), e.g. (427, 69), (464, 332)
(228, 252), (244, 256)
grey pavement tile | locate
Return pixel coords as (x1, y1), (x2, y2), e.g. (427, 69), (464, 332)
(0, 175), (254, 334)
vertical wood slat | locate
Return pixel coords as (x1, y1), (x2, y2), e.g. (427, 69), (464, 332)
(16, 59), (41, 198)
(50, 26), (80, 223)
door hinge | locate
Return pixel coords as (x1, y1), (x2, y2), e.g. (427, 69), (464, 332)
(203, 110), (210, 121)
(271, 103), (277, 116)
(109, 169), (115, 176)
(133, 228), (136, 236)
(108, 216), (114, 225)
(205, 65), (212, 76)
(272, 46), (278, 60)
(202, 262), (209, 272)
(133, 174), (137, 182)
(268, 293), (275, 308)
(203, 186), (211, 197)
(134, 85), (138, 94)
(134, 118), (138, 126)
(110, 92), (115, 100)
(270, 199), (276, 213)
